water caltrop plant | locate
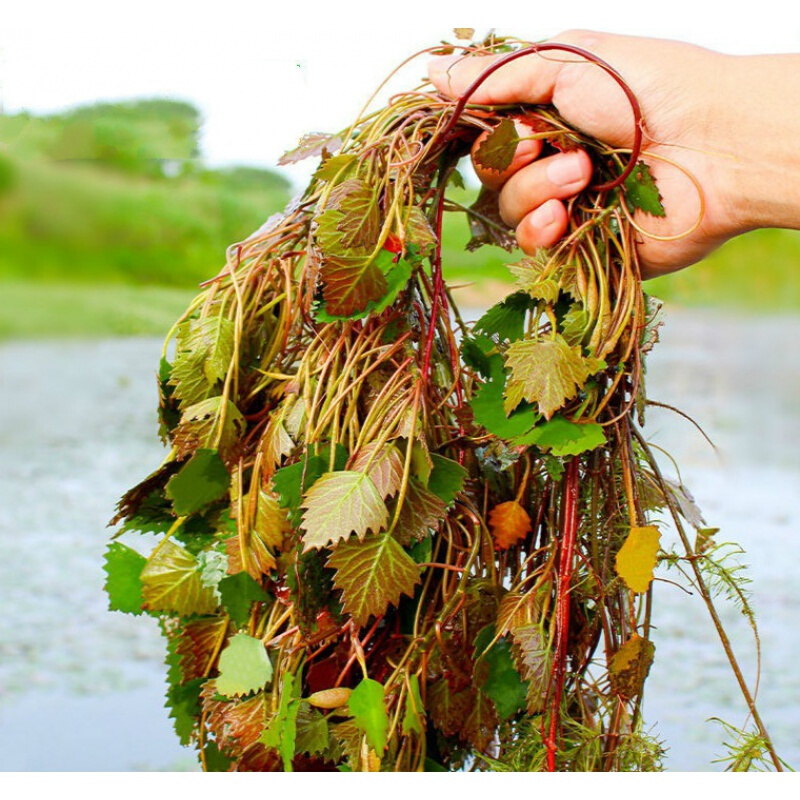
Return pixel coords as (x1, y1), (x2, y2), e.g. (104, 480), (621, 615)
(105, 32), (784, 771)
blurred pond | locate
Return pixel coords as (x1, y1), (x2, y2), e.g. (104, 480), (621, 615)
(1, 308), (799, 771)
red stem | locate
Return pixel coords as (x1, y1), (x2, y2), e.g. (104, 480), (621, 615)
(437, 43), (644, 192)
(544, 457), (580, 771)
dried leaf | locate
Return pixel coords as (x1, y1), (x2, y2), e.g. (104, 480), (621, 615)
(453, 27), (475, 39)
(616, 525), (661, 593)
(327, 532), (420, 626)
(141, 539), (219, 617)
(488, 500), (532, 550)
(504, 334), (605, 419)
(609, 635), (656, 699)
(300, 471), (388, 551)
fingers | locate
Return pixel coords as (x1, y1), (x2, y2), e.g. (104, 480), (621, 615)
(496, 150), (593, 227)
(428, 49), (562, 106)
(471, 121), (543, 191)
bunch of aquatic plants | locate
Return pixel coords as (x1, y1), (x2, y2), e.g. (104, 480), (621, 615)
(105, 32), (782, 771)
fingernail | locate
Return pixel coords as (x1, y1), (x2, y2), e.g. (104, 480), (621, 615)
(530, 201), (557, 227)
(546, 152), (586, 187)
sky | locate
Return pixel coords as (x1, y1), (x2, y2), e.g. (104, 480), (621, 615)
(1, 1), (799, 186)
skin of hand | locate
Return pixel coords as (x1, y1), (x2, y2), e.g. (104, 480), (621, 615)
(428, 30), (800, 278)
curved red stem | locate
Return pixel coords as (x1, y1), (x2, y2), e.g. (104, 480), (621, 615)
(437, 43), (644, 192)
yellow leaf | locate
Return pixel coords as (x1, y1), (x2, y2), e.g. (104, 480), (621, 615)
(609, 635), (655, 699)
(616, 525), (661, 593)
(488, 501), (532, 550)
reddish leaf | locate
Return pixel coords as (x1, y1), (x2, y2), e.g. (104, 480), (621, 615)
(488, 500), (532, 550)
(176, 617), (229, 683)
(278, 132), (342, 166)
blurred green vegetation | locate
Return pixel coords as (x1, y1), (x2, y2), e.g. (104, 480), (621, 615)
(1, 98), (799, 340)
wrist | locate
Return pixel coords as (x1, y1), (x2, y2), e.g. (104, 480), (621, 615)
(712, 54), (800, 235)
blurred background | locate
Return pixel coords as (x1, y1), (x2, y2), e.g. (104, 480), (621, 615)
(1, 1), (799, 772)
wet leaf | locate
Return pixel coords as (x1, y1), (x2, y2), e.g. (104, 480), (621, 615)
(216, 632), (273, 698)
(141, 539), (219, 616)
(103, 542), (146, 615)
(474, 118), (520, 174)
(609, 635), (655, 700)
(616, 525), (661, 593)
(511, 415), (606, 456)
(623, 161), (665, 217)
(165, 448), (230, 516)
(349, 678), (389, 753)
(488, 500), (532, 550)
(300, 471), (388, 551)
(328, 531), (420, 626)
(504, 334), (605, 419)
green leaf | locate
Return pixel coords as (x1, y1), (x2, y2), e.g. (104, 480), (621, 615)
(508, 255), (560, 303)
(164, 637), (203, 746)
(165, 448), (230, 516)
(300, 471), (388, 551)
(349, 678), (389, 753)
(474, 292), (533, 341)
(427, 454), (467, 507)
(328, 532), (421, 625)
(169, 315), (234, 408)
(216, 633), (273, 698)
(474, 626), (528, 721)
(560, 305), (591, 346)
(474, 118), (520, 173)
(295, 703), (330, 756)
(278, 132), (342, 166)
(203, 739), (233, 772)
(103, 542), (146, 615)
(140, 539), (219, 616)
(314, 153), (357, 182)
(504, 334), (605, 419)
(470, 363), (538, 440)
(218, 572), (271, 628)
(511, 415), (606, 456)
(402, 674), (425, 736)
(259, 672), (301, 771)
(461, 334), (496, 378)
(623, 160), (666, 217)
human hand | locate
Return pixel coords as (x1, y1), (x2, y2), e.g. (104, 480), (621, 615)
(428, 31), (800, 278)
